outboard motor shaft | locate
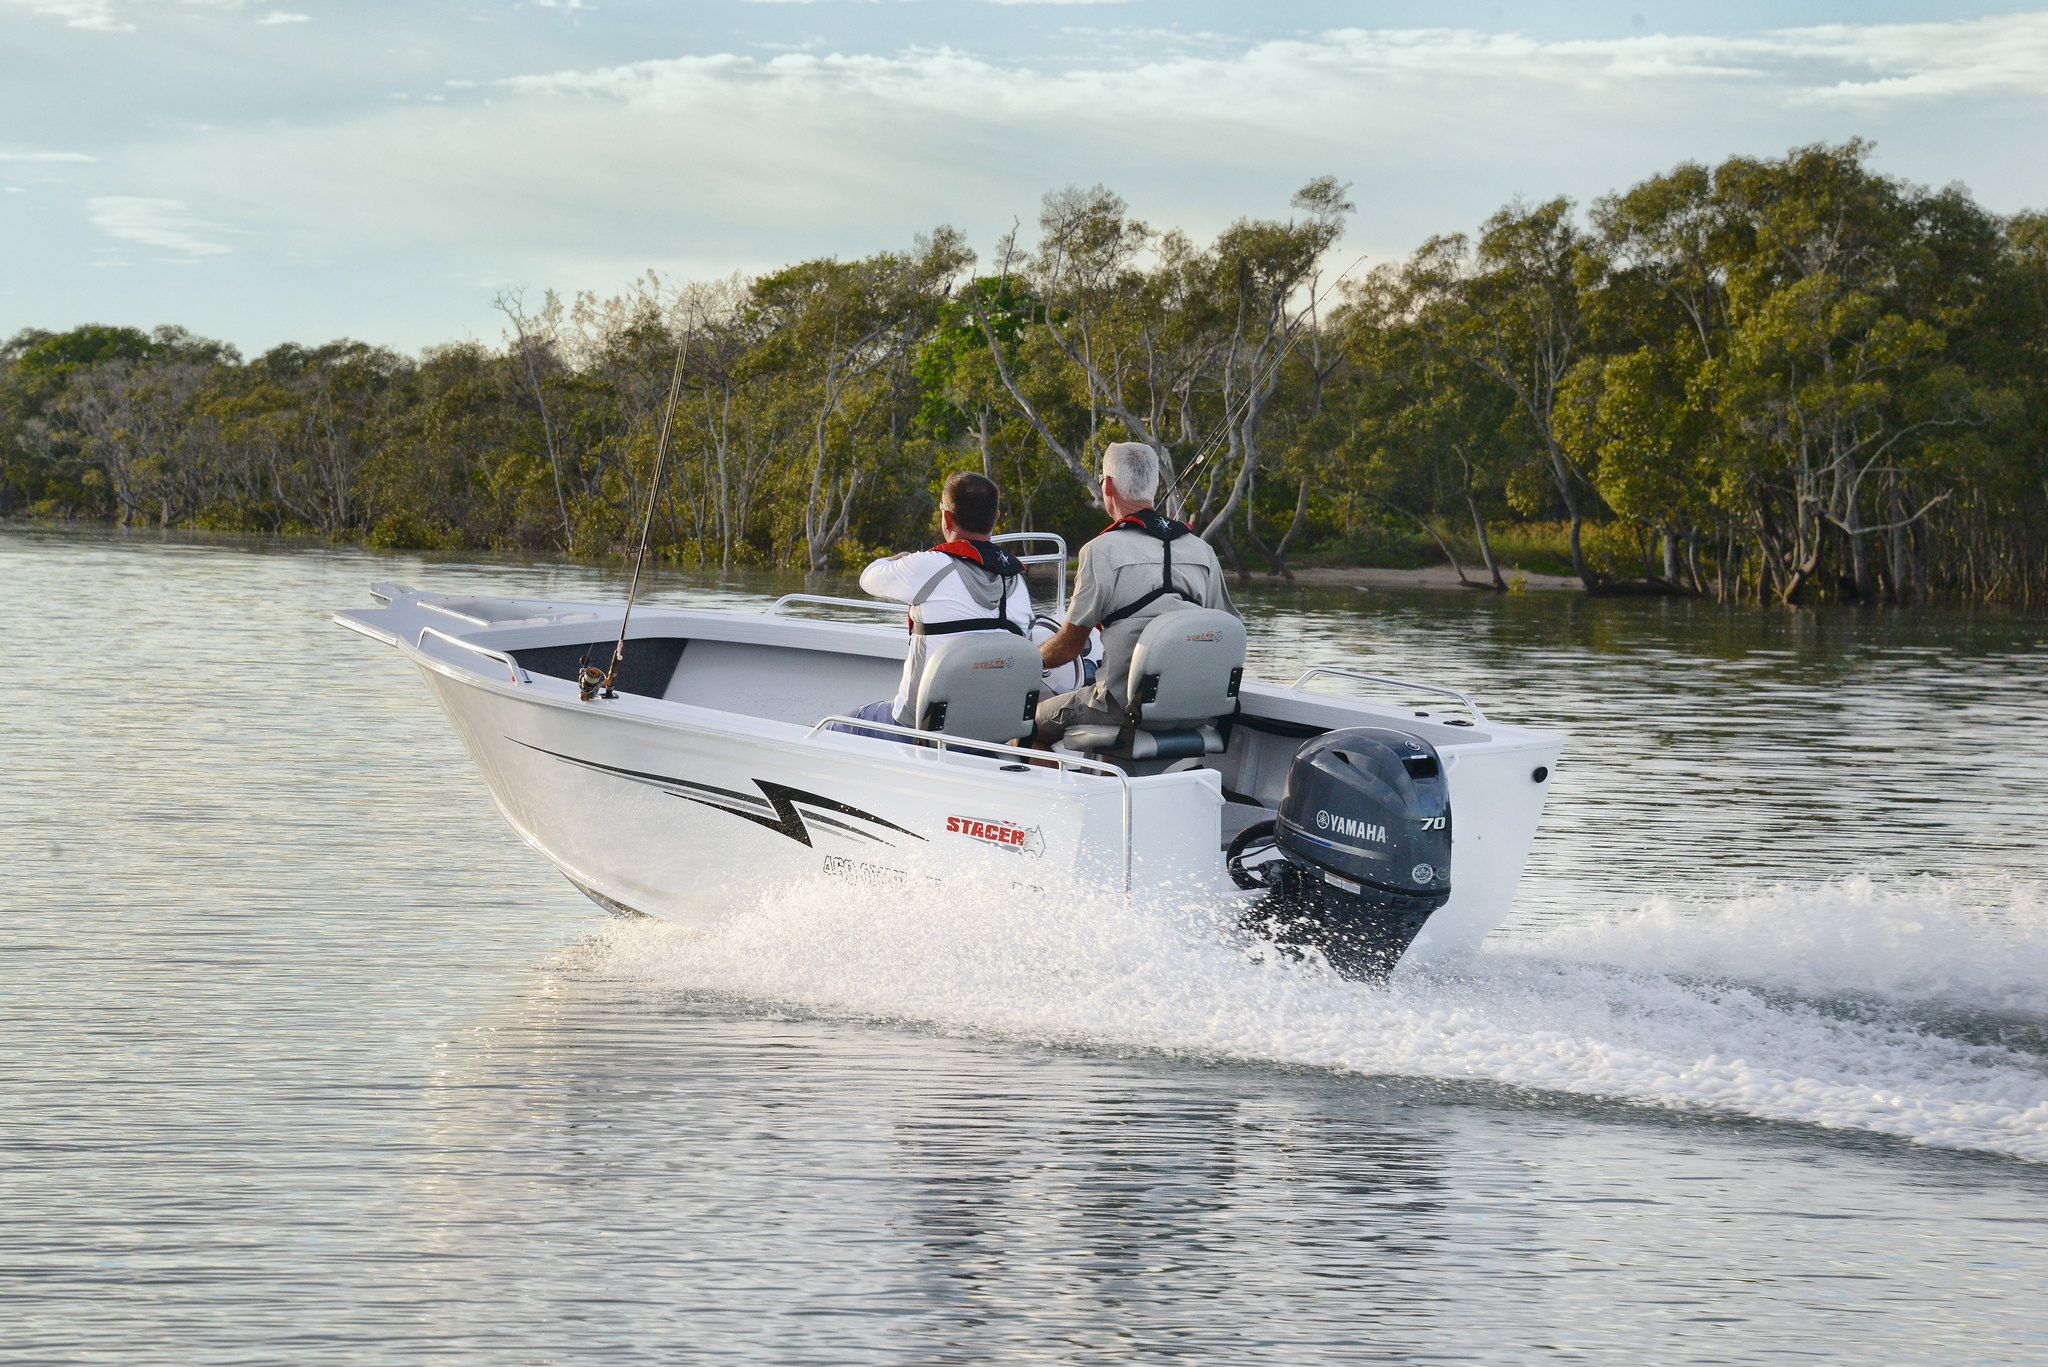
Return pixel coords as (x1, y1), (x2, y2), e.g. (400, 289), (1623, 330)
(1230, 727), (1452, 980)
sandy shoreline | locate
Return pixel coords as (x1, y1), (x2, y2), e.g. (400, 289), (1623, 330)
(1264, 564), (1583, 592)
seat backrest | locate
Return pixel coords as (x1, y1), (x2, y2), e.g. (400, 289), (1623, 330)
(911, 633), (1041, 743)
(1124, 607), (1246, 727)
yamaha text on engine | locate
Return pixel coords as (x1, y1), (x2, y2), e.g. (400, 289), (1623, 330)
(1228, 727), (1452, 979)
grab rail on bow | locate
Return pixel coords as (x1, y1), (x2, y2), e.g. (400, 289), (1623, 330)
(416, 626), (531, 685)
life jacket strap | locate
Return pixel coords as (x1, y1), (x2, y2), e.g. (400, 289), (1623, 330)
(917, 616), (1026, 638)
(1098, 511), (1200, 629)
(908, 549), (1024, 637)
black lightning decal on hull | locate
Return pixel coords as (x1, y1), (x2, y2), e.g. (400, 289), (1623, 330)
(509, 738), (923, 849)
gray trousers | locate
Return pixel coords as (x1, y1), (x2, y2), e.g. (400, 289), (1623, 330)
(1034, 687), (1124, 745)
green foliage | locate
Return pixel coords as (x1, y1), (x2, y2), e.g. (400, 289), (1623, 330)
(911, 275), (1038, 440)
(12, 325), (159, 375)
(367, 512), (437, 550)
(1479, 523), (1580, 578)
(6, 146), (2046, 603)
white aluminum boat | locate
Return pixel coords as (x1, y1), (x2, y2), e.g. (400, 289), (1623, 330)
(334, 547), (1561, 973)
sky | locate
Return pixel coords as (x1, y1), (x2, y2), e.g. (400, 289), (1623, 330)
(4, 0), (2045, 356)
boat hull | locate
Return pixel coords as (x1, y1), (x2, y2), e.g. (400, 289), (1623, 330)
(417, 663), (1221, 927)
(340, 586), (1563, 967)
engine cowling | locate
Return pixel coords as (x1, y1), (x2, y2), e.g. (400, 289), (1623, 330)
(1234, 728), (1452, 979)
(1278, 728), (1451, 902)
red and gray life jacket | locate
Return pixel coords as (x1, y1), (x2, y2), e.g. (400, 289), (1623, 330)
(908, 538), (1028, 637)
(893, 539), (1028, 728)
(1097, 507), (1202, 628)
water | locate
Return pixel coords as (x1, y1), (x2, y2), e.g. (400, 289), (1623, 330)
(4, 525), (2047, 1363)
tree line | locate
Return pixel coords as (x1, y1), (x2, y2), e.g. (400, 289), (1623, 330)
(5, 141), (2044, 605)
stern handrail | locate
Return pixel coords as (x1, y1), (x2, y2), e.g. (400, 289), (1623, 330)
(807, 714), (1131, 892)
(990, 532), (1069, 614)
(1289, 666), (1489, 725)
(416, 626), (531, 685)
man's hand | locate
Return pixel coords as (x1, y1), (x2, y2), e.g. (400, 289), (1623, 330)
(1039, 620), (1092, 671)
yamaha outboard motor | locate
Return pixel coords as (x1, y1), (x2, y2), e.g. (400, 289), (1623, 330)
(1229, 728), (1452, 980)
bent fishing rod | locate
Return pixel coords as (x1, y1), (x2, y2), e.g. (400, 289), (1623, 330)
(581, 332), (690, 701)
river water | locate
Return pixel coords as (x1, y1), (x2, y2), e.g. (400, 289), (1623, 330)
(4, 525), (2047, 1364)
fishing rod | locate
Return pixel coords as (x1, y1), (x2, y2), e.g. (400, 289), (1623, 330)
(1155, 252), (1370, 523)
(582, 333), (690, 702)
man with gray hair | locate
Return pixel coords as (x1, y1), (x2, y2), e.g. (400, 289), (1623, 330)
(1033, 441), (1238, 746)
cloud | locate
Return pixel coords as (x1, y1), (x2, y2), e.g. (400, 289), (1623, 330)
(0, 151), (99, 162)
(103, 13), (2048, 289)
(1777, 20), (2048, 104)
(5, 0), (133, 30)
(257, 9), (308, 22)
(738, 0), (1143, 4)
(3, 0), (274, 30)
(87, 196), (235, 256)
(484, 16), (2048, 119)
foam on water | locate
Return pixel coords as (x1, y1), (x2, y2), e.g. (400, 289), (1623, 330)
(597, 870), (2048, 1165)
(1519, 874), (2048, 1016)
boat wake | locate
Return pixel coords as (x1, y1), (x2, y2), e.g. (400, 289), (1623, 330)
(594, 871), (2048, 1164)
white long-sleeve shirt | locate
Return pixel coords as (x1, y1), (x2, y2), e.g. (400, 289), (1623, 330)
(861, 545), (1035, 721)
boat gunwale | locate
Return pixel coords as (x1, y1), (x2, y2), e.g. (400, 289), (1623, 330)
(335, 595), (1566, 782)
(366, 614), (1146, 801)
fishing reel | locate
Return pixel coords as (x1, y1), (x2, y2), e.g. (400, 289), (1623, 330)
(576, 655), (615, 702)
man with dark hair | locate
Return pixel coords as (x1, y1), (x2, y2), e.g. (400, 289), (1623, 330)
(839, 471), (1033, 735)
(941, 470), (1000, 539)
(1033, 442), (1236, 746)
